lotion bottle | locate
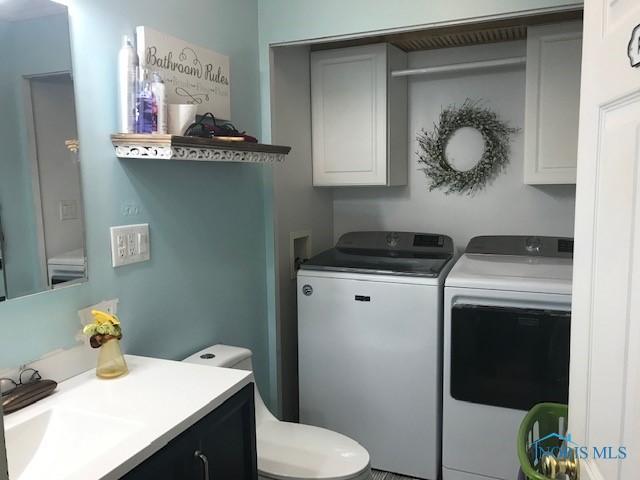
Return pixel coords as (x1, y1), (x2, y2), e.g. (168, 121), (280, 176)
(117, 34), (138, 133)
(150, 72), (167, 134)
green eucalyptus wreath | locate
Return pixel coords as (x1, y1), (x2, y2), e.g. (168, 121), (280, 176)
(417, 99), (519, 195)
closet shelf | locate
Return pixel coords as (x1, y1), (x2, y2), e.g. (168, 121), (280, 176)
(111, 134), (291, 163)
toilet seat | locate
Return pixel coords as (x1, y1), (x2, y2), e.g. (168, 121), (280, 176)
(257, 420), (370, 480)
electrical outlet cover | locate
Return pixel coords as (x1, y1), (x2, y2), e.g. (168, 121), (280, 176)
(77, 299), (119, 327)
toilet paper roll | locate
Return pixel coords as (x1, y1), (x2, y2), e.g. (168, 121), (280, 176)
(168, 104), (198, 135)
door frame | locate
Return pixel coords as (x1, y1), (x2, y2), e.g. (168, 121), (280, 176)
(266, 2), (583, 420)
(22, 70), (73, 289)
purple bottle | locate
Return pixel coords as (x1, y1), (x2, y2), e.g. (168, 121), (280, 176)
(135, 68), (156, 133)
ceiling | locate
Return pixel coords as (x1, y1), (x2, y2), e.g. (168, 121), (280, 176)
(0, 0), (66, 22)
(311, 9), (582, 52)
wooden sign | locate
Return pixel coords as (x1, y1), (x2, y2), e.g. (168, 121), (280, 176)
(136, 26), (231, 119)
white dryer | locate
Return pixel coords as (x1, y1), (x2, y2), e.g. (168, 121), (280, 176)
(297, 231), (454, 479)
(442, 236), (573, 480)
(47, 248), (86, 287)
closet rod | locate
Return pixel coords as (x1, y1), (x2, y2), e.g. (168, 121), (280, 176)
(391, 56), (526, 78)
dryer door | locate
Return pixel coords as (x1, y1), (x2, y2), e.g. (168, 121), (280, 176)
(451, 304), (570, 411)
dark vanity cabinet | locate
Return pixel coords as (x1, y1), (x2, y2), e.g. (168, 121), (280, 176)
(122, 383), (257, 480)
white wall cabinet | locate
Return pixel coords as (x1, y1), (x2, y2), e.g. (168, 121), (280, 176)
(311, 44), (407, 186)
(524, 21), (582, 185)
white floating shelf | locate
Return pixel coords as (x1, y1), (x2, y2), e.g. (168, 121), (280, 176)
(111, 134), (291, 163)
(391, 56), (526, 78)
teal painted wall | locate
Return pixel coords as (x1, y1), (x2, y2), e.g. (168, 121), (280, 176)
(0, 0), (274, 406)
(0, 19), (35, 298)
(0, 15), (72, 298)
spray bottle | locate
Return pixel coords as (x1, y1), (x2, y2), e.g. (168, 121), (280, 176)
(117, 35), (138, 133)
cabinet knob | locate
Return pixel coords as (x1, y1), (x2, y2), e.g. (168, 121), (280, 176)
(194, 450), (210, 479)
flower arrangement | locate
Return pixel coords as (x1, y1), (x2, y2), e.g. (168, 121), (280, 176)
(83, 310), (123, 348)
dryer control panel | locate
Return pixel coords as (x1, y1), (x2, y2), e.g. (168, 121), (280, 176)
(466, 235), (573, 258)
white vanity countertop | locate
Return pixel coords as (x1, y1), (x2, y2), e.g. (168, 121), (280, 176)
(3, 355), (253, 480)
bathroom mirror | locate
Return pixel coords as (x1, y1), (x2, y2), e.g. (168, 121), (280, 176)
(0, 0), (86, 302)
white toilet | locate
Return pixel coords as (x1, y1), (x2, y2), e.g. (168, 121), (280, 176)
(183, 344), (371, 480)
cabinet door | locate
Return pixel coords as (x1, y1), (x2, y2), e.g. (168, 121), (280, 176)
(196, 383), (257, 480)
(524, 21), (583, 184)
(121, 427), (198, 480)
(311, 44), (387, 186)
(122, 384), (257, 480)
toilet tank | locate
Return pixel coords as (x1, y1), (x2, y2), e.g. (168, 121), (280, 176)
(183, 344), (254, 371)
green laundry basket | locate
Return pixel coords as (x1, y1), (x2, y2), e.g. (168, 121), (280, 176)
(517, 402), (573, 480)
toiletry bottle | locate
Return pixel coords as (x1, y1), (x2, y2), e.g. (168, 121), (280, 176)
(150, 72), (167, 134)
(117, 35), (138, 133)
(136, 68), (155, 133)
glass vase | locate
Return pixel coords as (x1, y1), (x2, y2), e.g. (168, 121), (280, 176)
(96, 338), (128, 379)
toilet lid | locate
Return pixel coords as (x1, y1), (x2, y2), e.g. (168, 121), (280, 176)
(257, 421), (370, 480)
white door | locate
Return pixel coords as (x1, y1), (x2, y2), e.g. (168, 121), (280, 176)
(30, 75), (83, 261)
(569, 1), (640, 479)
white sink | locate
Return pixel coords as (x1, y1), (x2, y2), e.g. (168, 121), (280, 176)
(2, 355), (252, 480)
(6, 408), (143, 479)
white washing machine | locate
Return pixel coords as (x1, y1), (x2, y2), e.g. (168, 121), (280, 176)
(442, 236), (573, 480)
(297, 231), (454, 479)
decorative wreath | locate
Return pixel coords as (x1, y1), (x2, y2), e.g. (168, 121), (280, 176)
(417, 99), (519, 195)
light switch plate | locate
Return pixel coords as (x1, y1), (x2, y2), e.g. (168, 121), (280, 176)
(59, 200), (78, 221)
(110, 224), (150, 267)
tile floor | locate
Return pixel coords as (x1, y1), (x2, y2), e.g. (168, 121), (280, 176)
(371, 470), (422, 480)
